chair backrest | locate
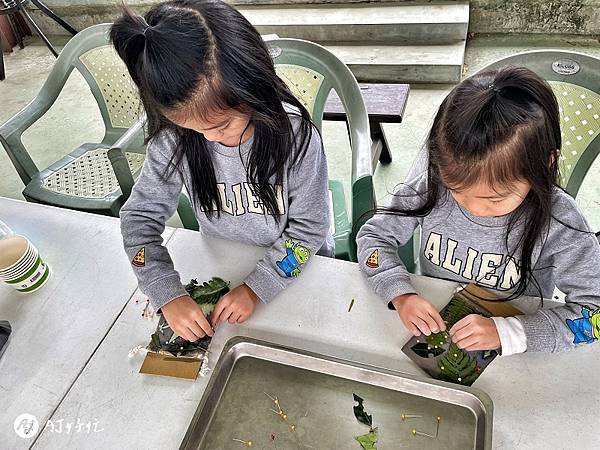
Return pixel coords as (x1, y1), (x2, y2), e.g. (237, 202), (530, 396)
(36, 23), (140, 143)
(266, 38), (372, 256)
(477, 50), (600, 197)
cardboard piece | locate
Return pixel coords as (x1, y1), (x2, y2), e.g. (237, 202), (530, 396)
(139, 352), (203, 380)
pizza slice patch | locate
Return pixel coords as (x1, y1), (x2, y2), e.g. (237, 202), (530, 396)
(132, 247), (145, 267)
(366, 249), (379, 268)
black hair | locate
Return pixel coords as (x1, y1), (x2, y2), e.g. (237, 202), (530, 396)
(379, 66), (574, 300)
(110, 0), (315, 220)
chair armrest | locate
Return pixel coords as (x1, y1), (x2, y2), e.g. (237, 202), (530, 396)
(107, 117), (146, 203)
(0, 56), (79, 184)
(107, 147), (136, 201)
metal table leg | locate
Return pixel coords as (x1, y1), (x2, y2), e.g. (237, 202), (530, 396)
(0, 33), (5, 80)
(30, 0), (77, 36)
(17, 4), (58, 57)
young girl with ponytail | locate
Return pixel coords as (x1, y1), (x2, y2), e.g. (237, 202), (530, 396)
(111, 0), (332, 341)
(358, 67), (600, 355)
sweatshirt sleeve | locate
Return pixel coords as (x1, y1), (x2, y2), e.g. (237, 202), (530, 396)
(120, 133), (188, 311)
(516, 194), (600, 352)
(356, 175), (427, 304)
(243, 126), (330, 303)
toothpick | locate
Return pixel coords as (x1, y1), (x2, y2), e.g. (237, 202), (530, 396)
(232, 438), (253, 447)
(264, 392), (276, 401)
(436, 416), (441, 437)
(348, 298), (355, 312)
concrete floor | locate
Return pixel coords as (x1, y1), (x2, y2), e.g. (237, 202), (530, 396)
(1, 33), (599, 230)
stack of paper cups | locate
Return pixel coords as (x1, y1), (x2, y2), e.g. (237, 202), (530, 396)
(0, 235), (50, 293)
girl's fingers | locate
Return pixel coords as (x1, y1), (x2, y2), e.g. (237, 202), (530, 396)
(228, 313), (241, 324)
(219, 308), (233, 325)
(464, 343), (485, 352)
(451, 323), (475, 343)
(431, 311), (447, 332)
(211, 300), (230, 325)
(194, 313), (214, 337)
(423, 304), (446, 332)
(179, 326), (199, 342)
(237, 314), (248, 324)
(404, 320), (421, 336)
(399, 314), (420, 336)
(449, 315), (473, 337)
(186, 321), (206, 340)
(455, 335), (479, 350)
(419, 313), (440, 334)
(412, 317), (432, 336)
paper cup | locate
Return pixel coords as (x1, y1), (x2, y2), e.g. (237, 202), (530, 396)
(0, 235), (29, 270)
(0, 236), (50, 292)
(0, 245), (37, 279)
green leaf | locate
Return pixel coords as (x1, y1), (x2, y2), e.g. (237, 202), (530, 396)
(410, 342), (445, 358)
(185, 277), (230, 306)
(438, 343), (481, 386)
(355, 431), (378, 450)
(442, 297), (476, 329)
(426, 331), (448, 347)
(353, 394), (373, 429)
(199, 303), (216, 317)
(150, 332), (161, 352)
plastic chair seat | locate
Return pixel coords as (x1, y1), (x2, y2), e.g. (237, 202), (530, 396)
(23, 143), (144, 213)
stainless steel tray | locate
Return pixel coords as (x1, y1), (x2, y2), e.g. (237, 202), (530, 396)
(181, 337), (493, 449)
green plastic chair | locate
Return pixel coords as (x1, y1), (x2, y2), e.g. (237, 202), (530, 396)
(110, 37), (374, 261)
(269, 38), (373, 260)
(398, 50), (600, 272)
(483, 50), (600, 197)
(0, 23), (145, 216)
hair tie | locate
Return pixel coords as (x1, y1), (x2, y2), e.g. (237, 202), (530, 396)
(142, 25), (151, 36)
(488, 83), (500, 93)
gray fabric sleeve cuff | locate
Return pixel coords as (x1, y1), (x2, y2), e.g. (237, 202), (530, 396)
(375, 274), (417, 305)
(516, 312), (558, 352)
(244, 263), (286, 304)
(144, 274), (188, 312)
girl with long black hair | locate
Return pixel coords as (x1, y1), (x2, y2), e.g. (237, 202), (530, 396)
(358, 67), (600, 355)
(112, 0), (331, 341)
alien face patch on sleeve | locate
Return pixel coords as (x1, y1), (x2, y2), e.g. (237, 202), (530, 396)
(566, 306), (600, 345)
(276, 239), (311, 278)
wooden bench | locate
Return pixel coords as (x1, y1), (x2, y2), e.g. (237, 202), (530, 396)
(324, 83), (410, 168)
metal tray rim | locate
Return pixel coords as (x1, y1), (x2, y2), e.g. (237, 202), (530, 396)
(180, 336), (493, 450)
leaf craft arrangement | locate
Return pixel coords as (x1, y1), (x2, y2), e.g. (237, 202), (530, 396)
(147, 277), (230, 357)
(401, 285), (522, 386)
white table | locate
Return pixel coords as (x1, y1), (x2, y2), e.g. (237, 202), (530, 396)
(0, 198), (174, 449)
(1, 198), (598, 449)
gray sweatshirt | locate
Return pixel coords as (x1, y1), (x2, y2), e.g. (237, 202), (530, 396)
(357, 173), (600, 353)
(120, 112), (331, 312)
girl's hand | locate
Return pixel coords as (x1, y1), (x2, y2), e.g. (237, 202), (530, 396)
(160, 295), (214, 341)
(211, 284), (260, 326)
(449, 314), (500, 351)
(391, 293), (446, 336)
